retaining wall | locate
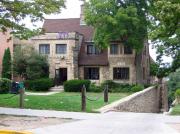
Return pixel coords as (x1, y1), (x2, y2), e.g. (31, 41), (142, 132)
(99, 86), (161, 113)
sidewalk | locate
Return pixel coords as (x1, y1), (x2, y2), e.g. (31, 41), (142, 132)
(0, 107), (99, 120)
(0, 107), (180, 134)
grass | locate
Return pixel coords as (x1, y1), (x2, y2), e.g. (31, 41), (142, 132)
(0, 92), (131, 112)
(171, 104), (180, 115)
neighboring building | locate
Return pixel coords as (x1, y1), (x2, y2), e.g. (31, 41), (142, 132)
(0, 30), (13, 77)
(30, 4), (150, 85)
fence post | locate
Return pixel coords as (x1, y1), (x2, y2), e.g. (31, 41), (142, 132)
(19, 89), (25, 109)
(104, 84), (109, 103)
(81, 84), (86, 112)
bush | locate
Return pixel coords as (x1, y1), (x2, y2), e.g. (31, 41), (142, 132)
(175, 89), (180, 98)
(64, 80), (91, 92)
(0, 78), (11, 94)
(175, 89), (180, 104)
(131, 84), (144, 92)
(89, 83), (103, 92)
(25, 78), (53, 91)
(101, 80), (119, 89)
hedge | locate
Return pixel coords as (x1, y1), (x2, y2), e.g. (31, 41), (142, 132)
(0, 78), (11, 94)
(64, 80), (91, 92)
(25, 78), (54, 91)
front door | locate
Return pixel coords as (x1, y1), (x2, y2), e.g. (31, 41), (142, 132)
(55, 68), (67, 85)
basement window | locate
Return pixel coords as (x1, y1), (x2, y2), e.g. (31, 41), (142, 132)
(113, 67), (129, 80)
(84, 67), (99, 80)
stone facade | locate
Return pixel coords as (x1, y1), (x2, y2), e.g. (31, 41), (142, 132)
(31, 32), (83, 81)
(98, 86), (161, 113)
(29, 34), (150, 85)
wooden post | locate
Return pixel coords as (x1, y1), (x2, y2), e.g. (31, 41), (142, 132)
(19, 89), (25, 109)
(104, 84), (109, 103)
(81, 84), (86, 112)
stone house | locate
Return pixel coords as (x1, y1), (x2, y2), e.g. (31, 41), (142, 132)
(20, 5), (150, 85)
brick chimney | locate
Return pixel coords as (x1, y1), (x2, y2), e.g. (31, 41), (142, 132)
(80, 2), (86, 25)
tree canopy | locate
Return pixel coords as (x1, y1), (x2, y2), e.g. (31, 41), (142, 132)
(0, 0), (65, 39)
(13, 46), (49, 80)
(84, 0), (152, 51)
(150, 0), (180, 58)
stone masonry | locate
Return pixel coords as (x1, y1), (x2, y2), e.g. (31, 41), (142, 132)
(99, 86), (162, 113)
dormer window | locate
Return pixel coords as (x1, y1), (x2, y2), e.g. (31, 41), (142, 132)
(87, 44), (101, 55)
(124, 45), (133, 54)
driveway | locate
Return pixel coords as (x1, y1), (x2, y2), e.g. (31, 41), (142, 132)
(31, 112), (180, 134)
(0, 107), (179, 134)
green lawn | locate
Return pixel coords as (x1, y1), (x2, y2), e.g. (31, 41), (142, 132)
(171, 104), (180, 115)
(0, 92), (131, 112)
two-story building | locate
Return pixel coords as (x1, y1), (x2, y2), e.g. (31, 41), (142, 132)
(25, 4), (150, 85)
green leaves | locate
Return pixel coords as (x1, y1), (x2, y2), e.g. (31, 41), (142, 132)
(149, 0), (180, 58)
(13, 46), (49, 80)
(0, 0), (65, 39)
(2, 48), (12, 79)
(85, 0), (149, 52)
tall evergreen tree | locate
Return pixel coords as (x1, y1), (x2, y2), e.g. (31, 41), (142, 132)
(2, 48), (12, 79)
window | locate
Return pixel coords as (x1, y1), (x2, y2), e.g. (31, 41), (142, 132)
(110, 44), (118, 54)
(124, 45), (133, 54)
(39, 44), (50, 54)
(56, 44), (67, 54)
(84, 67), (99, 80)
(87, 44), (101, 55)
(113, 68), (129, 80)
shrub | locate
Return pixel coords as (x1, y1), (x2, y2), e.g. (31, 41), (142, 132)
(89, 83), (103, 92)
(131, 84), (144, 92)
(25, 78), (53, 91)
(64, 80), (91, 92)
(101, 80), (119, 89)
(0, 78), (11, 94)
(2, 48), (12, 79)
(175, 89), (180, 104)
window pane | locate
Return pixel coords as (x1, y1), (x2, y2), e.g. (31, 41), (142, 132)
(39, 44), (50, 54)
(56, 44), (67, 54)
(87, 44), (101, 55)
(113, 68), (129, 80)
(84, 67), (99, 80)
(110, 44), (118, 54)
(124, 46), (133, 54)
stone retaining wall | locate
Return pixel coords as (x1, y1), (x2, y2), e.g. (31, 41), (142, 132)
(98, 86), (161, 113)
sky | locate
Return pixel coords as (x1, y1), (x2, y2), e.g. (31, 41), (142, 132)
(28, 0), (172, 63)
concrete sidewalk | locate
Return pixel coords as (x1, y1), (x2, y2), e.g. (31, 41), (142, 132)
(0, 107), (180, 134)
(30, 112), (180, 134)
(0, 107), (99, 120)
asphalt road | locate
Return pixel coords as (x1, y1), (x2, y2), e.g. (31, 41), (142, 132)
(31, 112), (180, 134)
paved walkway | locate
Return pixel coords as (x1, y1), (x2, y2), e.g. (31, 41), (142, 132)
(0, 107), (180, 134)
(25, 91), (60, 96)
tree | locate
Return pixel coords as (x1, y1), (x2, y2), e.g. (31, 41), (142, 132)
(13, 46), (49, 80)
(150, 0), (180, 59)
(0, 0), (65, 39)
(168, 69), (180, 104)
(84, 0), (152, 51)
(2, 48), (12, 79)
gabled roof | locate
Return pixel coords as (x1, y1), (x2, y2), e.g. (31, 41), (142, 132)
(43, 18), (94, 41)
(43, 18), (109, 66)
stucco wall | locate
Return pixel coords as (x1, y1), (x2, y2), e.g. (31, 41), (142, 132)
(99, 86), (161, 113)
(0, 31), (13, 77)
